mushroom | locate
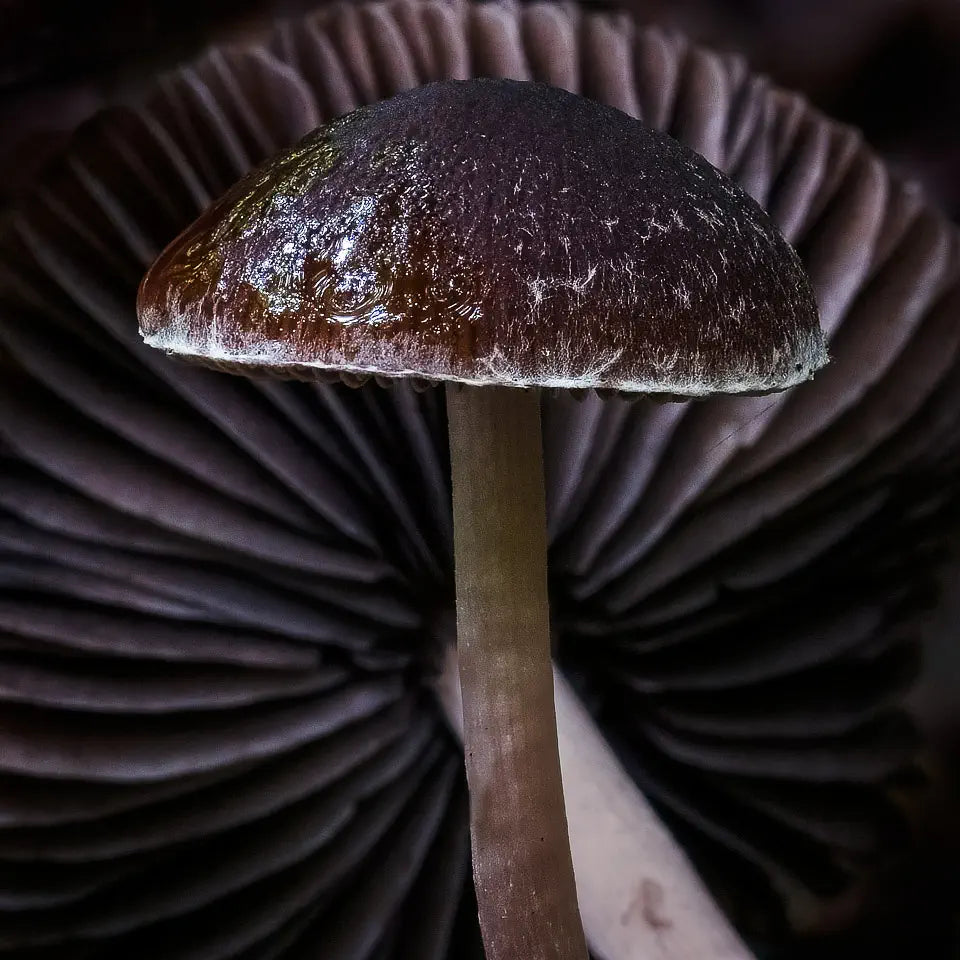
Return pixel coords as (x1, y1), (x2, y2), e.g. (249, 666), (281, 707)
(137, 77), (825, 960)
(0, 2), (952, 958)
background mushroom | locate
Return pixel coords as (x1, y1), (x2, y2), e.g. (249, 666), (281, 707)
(0, 1), (957, 958)
(5, 1), (960, 221)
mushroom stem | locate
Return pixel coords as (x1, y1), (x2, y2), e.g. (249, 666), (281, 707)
(434, 652), (757, 960)
(446, 383), (588, 960)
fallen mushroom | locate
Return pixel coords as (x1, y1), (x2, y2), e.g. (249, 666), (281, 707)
(0, 1), (953, 958)
(137, 76), (825, 960)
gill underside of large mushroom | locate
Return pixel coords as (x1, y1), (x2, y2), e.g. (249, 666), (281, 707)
(0, 1), (957, 959)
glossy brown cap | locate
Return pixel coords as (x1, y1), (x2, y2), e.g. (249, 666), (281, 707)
(138, 78), (826, 394)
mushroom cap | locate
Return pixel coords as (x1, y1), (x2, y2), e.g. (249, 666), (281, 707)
(138, 77), (826, 395)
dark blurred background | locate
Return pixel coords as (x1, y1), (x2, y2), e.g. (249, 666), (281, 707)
(2, 0), (959, 956)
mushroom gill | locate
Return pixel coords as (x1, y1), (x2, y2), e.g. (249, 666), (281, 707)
(0, 1), (956, 958)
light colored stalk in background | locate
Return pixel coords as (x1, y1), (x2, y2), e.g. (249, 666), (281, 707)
(435, 648), (756, 960)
